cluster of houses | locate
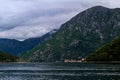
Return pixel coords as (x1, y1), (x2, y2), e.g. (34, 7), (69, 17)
(64, 58), (85, 63)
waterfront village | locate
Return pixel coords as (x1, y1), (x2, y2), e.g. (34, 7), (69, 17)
(64, 58), (85, 63)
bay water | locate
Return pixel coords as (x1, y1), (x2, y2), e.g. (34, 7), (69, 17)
(0, 63), (119, 80)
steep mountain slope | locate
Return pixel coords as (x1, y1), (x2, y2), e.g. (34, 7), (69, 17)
(0, 51), (18, 62)
(0, 29), (57, 55)
(22, 6), (120, 62)
(86, 37), (120, 61)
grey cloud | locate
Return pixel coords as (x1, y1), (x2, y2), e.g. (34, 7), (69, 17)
(0, 0), (120, 40)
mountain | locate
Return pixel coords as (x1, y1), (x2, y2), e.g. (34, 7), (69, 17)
(86, 37), (120, 61)
(21, 6), (120, 62)
(0, 51), (18, 62)
(0, 29), (57, 55)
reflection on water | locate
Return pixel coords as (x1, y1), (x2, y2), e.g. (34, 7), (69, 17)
(0, 63), (119, 80)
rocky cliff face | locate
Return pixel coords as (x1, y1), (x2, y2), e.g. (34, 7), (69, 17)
(22, 6), (120, 62)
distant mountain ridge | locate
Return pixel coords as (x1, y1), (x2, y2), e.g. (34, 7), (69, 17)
(21, 6), (120, 62)
(0, 29), (57, 55)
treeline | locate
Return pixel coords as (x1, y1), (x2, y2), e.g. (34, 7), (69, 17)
(0, 51), (18, 62)
(86, 37), (120, 61)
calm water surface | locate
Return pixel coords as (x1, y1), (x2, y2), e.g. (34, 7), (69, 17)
(0, 63), (119, 80)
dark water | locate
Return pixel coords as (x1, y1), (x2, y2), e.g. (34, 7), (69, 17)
(0, 63), (119, 80)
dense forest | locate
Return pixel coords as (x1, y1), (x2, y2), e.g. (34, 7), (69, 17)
(0, 51), (18, 62)
(86, 37), (120, 61)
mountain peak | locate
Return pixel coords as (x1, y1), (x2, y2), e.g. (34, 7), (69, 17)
(90, 6), (109, 9)
(84, 6), (110, 14)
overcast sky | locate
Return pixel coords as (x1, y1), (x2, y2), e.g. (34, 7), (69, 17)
(0, 0), (120, 40)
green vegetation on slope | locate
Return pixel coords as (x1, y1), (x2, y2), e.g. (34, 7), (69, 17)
(21, 6), (120, 62)
(0, 51), (18, 62)
(86, 37), (120, 61)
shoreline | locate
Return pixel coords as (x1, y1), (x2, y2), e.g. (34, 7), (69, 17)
(0, 61), (120, 64)
(83, 61), (120, 64)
